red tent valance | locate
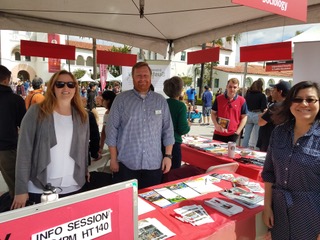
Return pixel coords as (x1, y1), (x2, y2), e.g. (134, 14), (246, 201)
(97, 51), (136, 66)
(187, 47), (220, 64)
(20, 40), (75, 59)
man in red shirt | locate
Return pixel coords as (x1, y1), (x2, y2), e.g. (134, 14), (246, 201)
(211, 78), (248, 143)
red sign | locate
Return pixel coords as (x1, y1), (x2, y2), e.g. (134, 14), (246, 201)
(232, 0), (307, 22)
(266, 60), (293, 71)
(0, 187), (135, 239)
(48, 33), (61, 73)
(240, 42), (292, 62)
(97, 51), (136, 67)
(100, 64), (107, 91)
(187, 47), (220, 65)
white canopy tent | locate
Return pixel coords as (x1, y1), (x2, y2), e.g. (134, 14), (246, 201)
(1, 1), (320, 57)
(78, 74), (96, 83)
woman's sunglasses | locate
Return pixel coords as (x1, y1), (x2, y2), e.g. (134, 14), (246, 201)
(292, 98), (319, 104)
(55, 81), (76, 89)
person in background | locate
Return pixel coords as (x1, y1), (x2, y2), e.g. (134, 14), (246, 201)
(99, 90), (116, 153)
(262, 81), (320, 240)
(186, 85), (197, 108)
(86, 82), (99, 124)
(106, 62), (174, 189)
(16, 81), (25, 98)
(241, 80), (267, 149)
(256, 81), (290, 151)
(25, 77), (45, 110)
(11, 70), (90, 208)
(215, 88), (222, 98)
(0, 65), (26, 198)
(87, 109), (100, 163)
(211, 78), (248, 143)
(265, 87), (273, 106)
(163, 76), (190, 169)
(113, 82), (121, 95)
(201, 85), (213, 125)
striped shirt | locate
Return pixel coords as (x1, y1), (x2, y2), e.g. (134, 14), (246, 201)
(106, 89), (174, 170)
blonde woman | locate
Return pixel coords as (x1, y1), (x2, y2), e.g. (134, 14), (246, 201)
(12, 70), (90, 208)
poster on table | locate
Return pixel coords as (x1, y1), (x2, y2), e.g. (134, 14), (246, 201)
(0, 180), (138, 240)
(122, 61), (171, 98)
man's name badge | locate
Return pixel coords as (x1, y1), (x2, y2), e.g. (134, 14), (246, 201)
(155, 110), (162, 115)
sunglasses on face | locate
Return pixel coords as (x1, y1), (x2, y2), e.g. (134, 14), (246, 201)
(55, 81), (76, 89)
(292, 98), (319, 104)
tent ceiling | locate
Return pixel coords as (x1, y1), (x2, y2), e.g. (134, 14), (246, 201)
(1, 0), (320, 56)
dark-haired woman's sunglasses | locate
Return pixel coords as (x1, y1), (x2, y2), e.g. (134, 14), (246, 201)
(292, 98), (319, 104)
(55, 81), (76, 89)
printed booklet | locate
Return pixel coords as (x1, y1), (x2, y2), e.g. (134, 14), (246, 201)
(138, 217), (175, 240)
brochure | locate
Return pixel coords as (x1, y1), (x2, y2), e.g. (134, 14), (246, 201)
(173, 204), (214, 226)
(204, 197), (243, 217)
(139, 190), (173, 208)
(154, 187), (186, 204)
(217, 117), (230, 129)
(166, 182), (201, 199)
(184, 176), (222, 194)
(138, 217), (176, 240)
(220, 187), (264, 209)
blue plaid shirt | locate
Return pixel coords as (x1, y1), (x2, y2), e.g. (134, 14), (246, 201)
(106, 89), (174, 170)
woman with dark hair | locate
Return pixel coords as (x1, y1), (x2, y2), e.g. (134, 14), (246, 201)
(262, 81), (320, 239)
(163, 76), (190, 168)
(242, 80), (267, 148)
(99, 90), (117, 152)
(11, 70), (90, 208)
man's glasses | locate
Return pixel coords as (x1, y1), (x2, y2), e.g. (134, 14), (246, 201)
(292, 98), (319, 104)
(55, 81), (76, 89)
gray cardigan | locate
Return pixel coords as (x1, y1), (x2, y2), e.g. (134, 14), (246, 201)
(15, 105), (89, 195)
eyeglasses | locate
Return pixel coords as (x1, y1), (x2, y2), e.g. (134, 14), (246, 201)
(55, 81), (76, 89)
(292, 98), (319, 104)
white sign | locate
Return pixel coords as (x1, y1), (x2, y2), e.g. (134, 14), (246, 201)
(32, 209), (112, 240)
(122, 64), (171, 97)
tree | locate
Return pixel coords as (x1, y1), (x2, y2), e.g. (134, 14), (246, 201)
(108, 45), (132, 77)
(72, 69), (86, 79)
(179, 76), (193, 86)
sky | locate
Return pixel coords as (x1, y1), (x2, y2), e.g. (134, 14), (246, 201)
(238, 23), (320, 46)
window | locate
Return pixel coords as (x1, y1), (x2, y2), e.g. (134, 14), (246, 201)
(181, 51), (186, 61)
(76, 55), (85, 66)
(14, 52), (21, 61)
(224, 56), (229, 65)
(25, 56), (31, 61)
(214, 78), (219, 88)
(86, 56), (93, 66)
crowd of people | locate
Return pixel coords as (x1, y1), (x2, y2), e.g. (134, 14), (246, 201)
(1, 63), (320, 239)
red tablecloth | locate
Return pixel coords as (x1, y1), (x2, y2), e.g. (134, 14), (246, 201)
(138, 171), (268, 240)
(181, 144), (264, 181)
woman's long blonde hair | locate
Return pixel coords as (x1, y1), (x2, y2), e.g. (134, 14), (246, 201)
(38, 70), (87, 123)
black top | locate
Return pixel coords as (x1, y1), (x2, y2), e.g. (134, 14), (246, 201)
(0, 85), (26, 150)
(245, 91), (267, 112)
(86, 89), (96, 110)
(256, 102), (279, 151)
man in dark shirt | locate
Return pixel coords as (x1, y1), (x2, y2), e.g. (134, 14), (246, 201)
(86, 82), (99, 124)
(0, 65), (26, 197)
(257, 81), (291, 151)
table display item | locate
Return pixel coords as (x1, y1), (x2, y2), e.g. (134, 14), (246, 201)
(204, 197), (244, 216)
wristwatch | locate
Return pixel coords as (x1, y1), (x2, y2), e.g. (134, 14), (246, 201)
(164, 154), (173, 159)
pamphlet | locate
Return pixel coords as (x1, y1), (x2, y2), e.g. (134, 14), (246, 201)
(166, 182), (201, 199)
(173, 204), (214, 226)
(154, 188), (186, 204)
(204, 197), (243, 216)
(138, 218), (176, 240)
(139, 190), (173, 208)
(220, 187), (264, 209)
(184, 176), (222, 194)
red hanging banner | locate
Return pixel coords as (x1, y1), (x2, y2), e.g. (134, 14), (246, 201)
(240, 42), (292, 62)
(97, 51), (136, 67)
(48, 33), (61, 73)
(187, 47), (220, 65)
(232, 0), (307, 22)
(20, 40), (75, 59)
